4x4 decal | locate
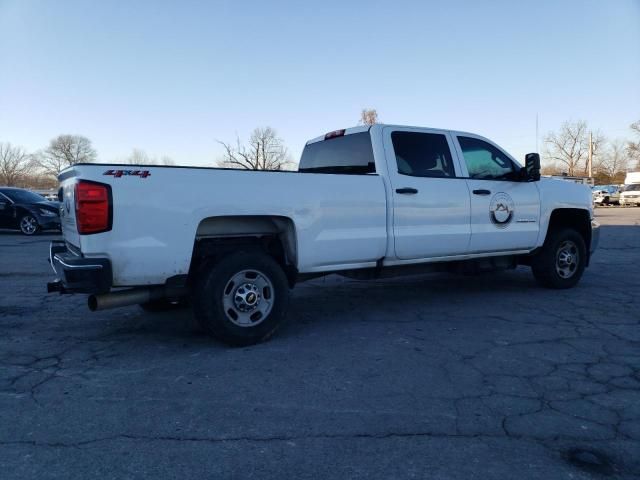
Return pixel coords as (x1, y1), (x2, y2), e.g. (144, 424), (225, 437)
(103, 169), (151, 178)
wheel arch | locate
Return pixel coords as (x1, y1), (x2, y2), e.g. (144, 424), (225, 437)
(15, 206), (40, 232)
(14, 205), (35, 218)
(542, 208), (592, 263)
(190, 215), (298, 285)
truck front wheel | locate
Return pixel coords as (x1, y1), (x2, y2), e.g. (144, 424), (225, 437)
(531, 228), (586, 289)
(192, 251), (290, 346)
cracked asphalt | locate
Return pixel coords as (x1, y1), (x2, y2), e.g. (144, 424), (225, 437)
(1, 208), (639, 479)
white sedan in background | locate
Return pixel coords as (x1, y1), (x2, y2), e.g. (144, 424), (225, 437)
(592, 185), (621, 206)
(620, 184), (640, 206)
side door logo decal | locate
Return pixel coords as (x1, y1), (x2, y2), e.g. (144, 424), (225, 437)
(489, 192), (514, 228)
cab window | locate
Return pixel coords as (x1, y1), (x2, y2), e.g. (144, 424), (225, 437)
(391, 132), (456, 178)
(299, 132), (375, 174)
(458, 136), (518, 180)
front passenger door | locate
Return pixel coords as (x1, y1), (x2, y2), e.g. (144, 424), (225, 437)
(453, 135), (540, 253)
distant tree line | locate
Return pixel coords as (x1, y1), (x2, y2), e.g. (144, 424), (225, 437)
(0, 134), (178, 188)
(0, 135), (96, 188)
(542, 120), (640, 184)
(3, 108), (385, 184)
(24, 110), (640, 186)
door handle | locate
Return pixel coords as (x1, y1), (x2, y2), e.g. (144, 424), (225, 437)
(472, 189), (491, 196)
(396, 187), (418, 194)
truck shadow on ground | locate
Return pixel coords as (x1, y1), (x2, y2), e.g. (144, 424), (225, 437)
(116, 267), (567, 346)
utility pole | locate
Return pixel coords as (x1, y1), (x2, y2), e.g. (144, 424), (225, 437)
(588, 131), (593, 178)
(536, 112), (540, 153)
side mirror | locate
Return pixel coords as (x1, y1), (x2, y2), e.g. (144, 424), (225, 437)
(524, 153), (541, 182)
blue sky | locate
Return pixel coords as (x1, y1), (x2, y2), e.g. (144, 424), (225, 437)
(1, 0), (638, 166)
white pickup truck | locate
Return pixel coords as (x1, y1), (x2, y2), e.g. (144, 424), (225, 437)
(48, 124), (599, 345)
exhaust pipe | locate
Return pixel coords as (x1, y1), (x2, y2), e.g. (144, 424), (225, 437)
(88, 286), (186, 311)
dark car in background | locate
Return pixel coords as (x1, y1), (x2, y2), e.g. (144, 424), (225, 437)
(0, 187), (61, 235)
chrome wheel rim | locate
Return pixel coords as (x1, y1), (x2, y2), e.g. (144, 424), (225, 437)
(20, 216), (38, 235)
(556, 240), (579, 279)
(222, 269), (274, 327)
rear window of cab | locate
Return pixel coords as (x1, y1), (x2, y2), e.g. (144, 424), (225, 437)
(298, 132), (375, 174)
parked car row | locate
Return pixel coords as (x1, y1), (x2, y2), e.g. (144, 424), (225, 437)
(592, 185), (621, 205)
(592, 184), (640, 207)
(34, 190), (60, 202)
(0, 187), (61, 235)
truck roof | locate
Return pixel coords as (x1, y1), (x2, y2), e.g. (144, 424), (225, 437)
(305, 124), (476, 145)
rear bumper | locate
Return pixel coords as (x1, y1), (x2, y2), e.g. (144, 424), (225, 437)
(48, 240), (112, 294)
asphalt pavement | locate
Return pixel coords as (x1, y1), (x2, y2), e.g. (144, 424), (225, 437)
(1, 208), (639, 479)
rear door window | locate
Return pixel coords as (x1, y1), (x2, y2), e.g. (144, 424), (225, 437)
(299, 132), (375, 174)
(391, 132), (456, 178)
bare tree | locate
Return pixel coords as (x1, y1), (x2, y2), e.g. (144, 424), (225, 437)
(127, 148), (152, 165)
(589, 132), (606, 174)
(540, 163), (563, 176)
(38, 134), (97, 176)
(543, 120), (604, 176)
(218, 127), (293, 170)
(594, 139), (629, 180)
(627, 120), (640, 169)
(20, 173), (58, 190)
(126, 149), (176, 165)
(0, 143), (34, 186)
(360, 108), (379, 126)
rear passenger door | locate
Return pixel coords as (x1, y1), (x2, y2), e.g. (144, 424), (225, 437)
(383, 127), (471, 260)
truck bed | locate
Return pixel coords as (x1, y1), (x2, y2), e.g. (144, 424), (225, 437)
(59, 164), (388, 286)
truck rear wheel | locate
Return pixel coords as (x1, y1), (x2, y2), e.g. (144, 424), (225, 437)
(192, 251), (290, 346)
(531, 228), (586, 289)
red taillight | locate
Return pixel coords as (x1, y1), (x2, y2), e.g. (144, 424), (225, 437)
(75, 181), (112, 234)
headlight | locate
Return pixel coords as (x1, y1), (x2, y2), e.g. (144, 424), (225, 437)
(38, 208), (56, 217)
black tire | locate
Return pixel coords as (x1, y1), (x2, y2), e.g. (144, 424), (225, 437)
(531, 228), (586, 289)
(139, 298), (189, 313)
(192, 251), (290, 346)
(19, 214), (40, 236)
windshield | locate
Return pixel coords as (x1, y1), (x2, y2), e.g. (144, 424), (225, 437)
(624, 184), (640, 192)
(1, 189), (46, 203)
